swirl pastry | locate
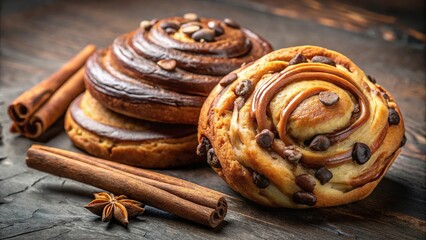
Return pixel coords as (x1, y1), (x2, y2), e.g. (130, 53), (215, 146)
(85, 14), (272, 124)
(65, 91), (199, 168)
(197, 46), (405, 208)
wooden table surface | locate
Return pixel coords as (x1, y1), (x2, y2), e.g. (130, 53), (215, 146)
(0, 0), (425, 239)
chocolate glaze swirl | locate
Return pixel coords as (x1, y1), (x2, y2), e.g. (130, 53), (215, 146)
(251, 63), (386, 167)
(85, 16), (272, 109)
(86, 49), (205, 107)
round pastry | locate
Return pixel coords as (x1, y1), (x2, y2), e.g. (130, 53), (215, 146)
(197, 46), (405, 208)
(65, 91), (200, 168)
(85, 14), (272, 124)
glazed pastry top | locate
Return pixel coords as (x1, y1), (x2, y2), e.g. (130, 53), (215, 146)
(85, 15), (272, 107)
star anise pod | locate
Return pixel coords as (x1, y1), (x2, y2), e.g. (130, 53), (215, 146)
(84, 192), (145, 226)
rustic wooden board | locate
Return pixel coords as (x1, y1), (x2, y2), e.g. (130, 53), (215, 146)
(0, 0), (425, 239)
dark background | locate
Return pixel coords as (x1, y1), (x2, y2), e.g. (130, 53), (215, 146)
(0, 0), (425, 239)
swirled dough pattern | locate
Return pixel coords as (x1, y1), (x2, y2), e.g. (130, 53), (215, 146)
(198, 46), (405, 207)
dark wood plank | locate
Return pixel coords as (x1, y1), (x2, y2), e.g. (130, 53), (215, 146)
(1, 0), (425, 239)
(214, 0), (426, 45)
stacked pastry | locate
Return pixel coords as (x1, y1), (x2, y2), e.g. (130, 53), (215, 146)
(197, 46), (405, 207)
(65, 14), (272, 168)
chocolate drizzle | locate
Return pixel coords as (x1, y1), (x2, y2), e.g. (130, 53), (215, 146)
(250, 62), (385, 167)
(350, 150), (399, 187)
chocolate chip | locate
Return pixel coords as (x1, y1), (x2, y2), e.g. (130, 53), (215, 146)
(213, 26), (224, 36)
(165, 27), (177, 34)
(157, 59), (177, 71)
(315, 167), (333, 185)
(224, 18), (240, 28)
(309, 135), (331, 151)
(295, 174), (316, 192)
(352, 143), (371, 165)
(367, 75), (377, 84)
(181, 24), (200, 35)
(196, 143), (206, 157)
(191, 29), (215, 42)
(293, 191), (317, 206)
(207, 21), (224, 36)
(318, 91), (339, 106)
(253, 171), (269, 188)
(204, 136), (212, 148)
(382, 92), (390, 101)
(160, 21), (180, 30)
(219, 73), (238, 87)
(235, 80), (253, 96)
(388, 108), (400, 125)
(234, 97), (245, 110)
(183, 13), (199, 21)
(255, 129), (275, 148)
(207, 148), (221, 168)
(139, 20), (152, 30)
(311, 56), (336, 67)
(196, 136), (211, 157)
(289, 53), (308, 65)
(400, 134), (407, 147)
(282, 146), (302, 163)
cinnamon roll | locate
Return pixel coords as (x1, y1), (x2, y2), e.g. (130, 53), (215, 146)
(197, 46), (405, 207)
(65, 91), (199, 168)
(85, 14), (272, 124)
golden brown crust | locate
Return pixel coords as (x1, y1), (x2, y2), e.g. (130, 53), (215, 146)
(65, 92), (201, 168)
(198, 45), (405, 208)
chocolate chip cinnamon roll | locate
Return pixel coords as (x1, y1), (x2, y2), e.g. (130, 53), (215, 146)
(197, 46), (405, 208)
(85, 14), (272, 124)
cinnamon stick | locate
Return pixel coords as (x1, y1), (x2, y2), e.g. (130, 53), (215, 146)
(14, 68), (86, 138)
(33, 145), (224, 208)
(33, 145), (224, 196)
(26, 145), (227, 228)
(8, 45), (95, 124)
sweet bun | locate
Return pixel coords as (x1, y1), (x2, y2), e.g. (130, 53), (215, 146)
(85, 14), (272, 124)
(197, 45), (405, 207)
(65, 91), (200, 168)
